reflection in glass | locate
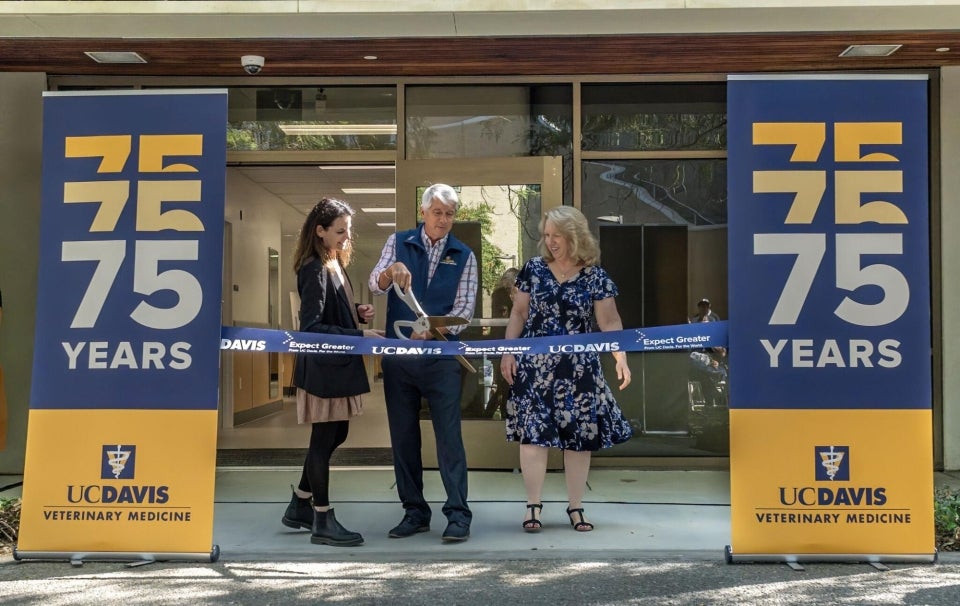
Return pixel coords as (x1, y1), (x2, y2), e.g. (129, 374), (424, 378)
(226, 86), (397, 151)
(583, 159), (730, 456)
(599, 351), (730, 456)
(582, 83), (726, 152)
(581, 159), (727, 229)
(406, 85), (573, 203)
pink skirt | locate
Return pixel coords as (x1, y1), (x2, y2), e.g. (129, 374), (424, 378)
(296, 388), (363, 424)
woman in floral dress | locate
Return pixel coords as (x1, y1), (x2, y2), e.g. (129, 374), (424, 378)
(500, 206), (633, 533)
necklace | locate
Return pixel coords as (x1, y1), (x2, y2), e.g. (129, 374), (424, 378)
(553, 261), (578, 282)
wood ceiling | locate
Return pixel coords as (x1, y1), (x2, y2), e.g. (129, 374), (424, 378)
(1, 30), (959, 78)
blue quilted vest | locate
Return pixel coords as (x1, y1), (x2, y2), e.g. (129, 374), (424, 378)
(385, 226), (471, 339)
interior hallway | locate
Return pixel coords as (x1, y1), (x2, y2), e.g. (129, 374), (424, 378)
(217, 382), (391, 451)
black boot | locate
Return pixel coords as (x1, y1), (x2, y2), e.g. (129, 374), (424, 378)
(311, 508), (364, 546)
(281, 490), (313, 530)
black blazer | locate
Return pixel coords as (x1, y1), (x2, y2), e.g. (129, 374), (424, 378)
(293, 257), (371, 399)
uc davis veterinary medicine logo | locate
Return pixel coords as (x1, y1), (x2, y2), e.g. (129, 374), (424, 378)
(815, 445), (849, 481)
(101, 444), (136, 480)
(65, 445), (171, 508)
(775, 444), (888, 512)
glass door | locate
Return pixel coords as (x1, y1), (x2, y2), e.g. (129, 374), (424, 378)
(396, 156), (563, 469)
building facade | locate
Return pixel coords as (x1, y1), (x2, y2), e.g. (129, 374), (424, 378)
(1, 1), (959, 473)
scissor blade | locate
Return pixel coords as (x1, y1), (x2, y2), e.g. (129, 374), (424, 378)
(427, 316), (469, 329)
(429, 329), (477, 373)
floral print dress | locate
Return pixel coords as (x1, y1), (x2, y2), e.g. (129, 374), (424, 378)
(505, 257), (634, 451)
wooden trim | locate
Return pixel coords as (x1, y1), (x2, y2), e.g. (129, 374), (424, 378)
(18, 32), (960, 78)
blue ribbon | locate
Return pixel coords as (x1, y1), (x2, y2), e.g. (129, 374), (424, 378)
(221, 321), (727, 356)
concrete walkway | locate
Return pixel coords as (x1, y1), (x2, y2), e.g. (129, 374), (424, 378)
(2, 470), (960, 605)
(3, 468), (959, 561)
(213, 467), (733, 560)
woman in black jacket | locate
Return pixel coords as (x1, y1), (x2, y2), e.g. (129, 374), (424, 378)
(282, 198), (383, 546)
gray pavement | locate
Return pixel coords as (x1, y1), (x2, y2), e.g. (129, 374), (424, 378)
(1, 468), (959, 605)
(3, 557), (960, 605)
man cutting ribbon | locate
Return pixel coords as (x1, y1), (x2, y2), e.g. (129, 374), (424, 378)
(389, 282), (475, 373)
(369, 183), (477, 543)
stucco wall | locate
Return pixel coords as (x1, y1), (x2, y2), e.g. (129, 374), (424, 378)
(0, 72), (45, 473)
(941, 67), (960, 471)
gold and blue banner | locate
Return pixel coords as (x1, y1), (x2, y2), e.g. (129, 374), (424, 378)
(727, 75), (933, 561)
(16, 90), (227, 561)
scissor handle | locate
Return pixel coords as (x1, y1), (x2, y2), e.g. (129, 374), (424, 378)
(389, 283), (475, 373)
(389, 321), (477, 373)
(391, 282), (427, 317)
(393, 318), (430, 339)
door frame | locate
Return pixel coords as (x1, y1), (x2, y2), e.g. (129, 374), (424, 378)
(396, 156), (564, 469)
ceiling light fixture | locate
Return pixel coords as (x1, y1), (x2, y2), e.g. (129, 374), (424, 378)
(364, 55), (378, 60)
(360, 208), (396, 213)
(937, 47), (951, 53)
(279, 124), (397, 136)
(84, 51), (147, 64)
(839, 44), (902, 58)
(376, 222), (397, 228)
(342, 188), (395, 195)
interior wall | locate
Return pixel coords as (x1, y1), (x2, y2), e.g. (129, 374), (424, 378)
(280, 234), (297, 330)
(277, 197), (381, 334)
(940, 67), (960, 471)
(225, 169), (283, 326)
(0, 72), (45, 473)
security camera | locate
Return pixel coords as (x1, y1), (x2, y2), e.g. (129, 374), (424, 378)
(241, 55), (265, 75)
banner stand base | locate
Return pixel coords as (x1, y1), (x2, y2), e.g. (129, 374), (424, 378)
(12, 544), (221, 565)
(724, 545), (937, 565)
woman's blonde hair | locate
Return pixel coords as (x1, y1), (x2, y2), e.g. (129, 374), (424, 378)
(538, 206), (600, 266)
(292, 197), (355, 273)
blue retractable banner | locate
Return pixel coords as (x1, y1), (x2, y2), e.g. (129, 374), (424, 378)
(726, 75), (934, 561)
(17, 90), (227, 561)
(29, 92), (226, 409)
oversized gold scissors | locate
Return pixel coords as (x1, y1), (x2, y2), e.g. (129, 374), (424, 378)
(391, 282), (476, 373)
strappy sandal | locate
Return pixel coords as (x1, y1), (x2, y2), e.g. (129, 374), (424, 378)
(522, 503), (543, 532)
(566, 506), (594, 532)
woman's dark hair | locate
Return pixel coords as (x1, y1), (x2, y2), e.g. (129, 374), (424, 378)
(292, 197), (355, 272)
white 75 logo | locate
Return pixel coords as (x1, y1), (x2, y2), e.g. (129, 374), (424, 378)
(61, 240), (202, 330)
(754, 233), (909, 327)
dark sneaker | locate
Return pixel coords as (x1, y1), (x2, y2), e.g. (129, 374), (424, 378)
(281, 491), (313, 530)
(388, 515), (430, 538)
(441, 521), (470, 542)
